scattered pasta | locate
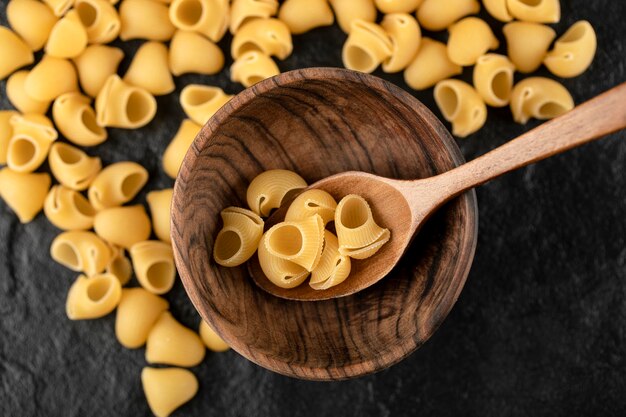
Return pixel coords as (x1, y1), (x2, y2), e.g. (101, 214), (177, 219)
(473, 54), (516, 107)
(507, 0), (560, 24)
(49, 142), (102, 191)
(52, 93), (108, 147)
(447, 18), (499, 67)
(74, 0), (121, 44)
(0, 110), (18, 165)
(45, 10), (88, 59)
(119, 0), (176, 41)
(6, 70), (51, 115)
(50, 231), (111, 275)
(7, 114), (58, 173)
(129, 240), (176, 294)
(503, 22), (556, 73)
(230, 51), (280, 88)
(146, 189), (173, 243)
(417, 0), (480, 31)
(284, 189), (337, 225)
(94, 205), (152, 249)
(162, 119), (202, 178)
(66, 273), (122, 320)
(141, 367), (198, 417)
(230, 0), (279, 34)
(169, 30), (225, 76)
(213, 207), (264, 267)
(123, 42), (174, 96)
(199, 320), (230, 352)
(510, 77), (574, 124)
(88, 161), (148, 210)
(483, 0), (512, 22)
(44, 185), (97, 230)
(73, 45), (125, 98)
(380, 13), (421, 73)
(180, 85), (233, 126)
(309, 230), (351, 290)
(106, 246), (133, 285)
(116, 288), (169, 348)
(335, 194), (390, 259)
(246, 169), (307, 216)
(264, 214), (325, 271)
(278, 0), (334, 35)
(24, 55), (79, 102)
(329, 0), (376, 34)
(145, 311), (206, 366)
(168, 0), (229, 42)
(0, 168), (51, 223)
(342, 20), (393, 73)
(403, 38), (462, 90)
(434, 79), (487, 138)
(95, 74), (157, 129)
(544, 20), (597, 78)
(374, 0), (423, 13)
(6, 0), (57, 51)
(231, 18), (293, 60)
(0, 26), (34, 80)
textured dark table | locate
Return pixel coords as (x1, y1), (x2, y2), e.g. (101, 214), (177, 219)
(1, 1), (625, 416)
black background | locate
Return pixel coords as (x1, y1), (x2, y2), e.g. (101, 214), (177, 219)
(1, 1), (626, 416)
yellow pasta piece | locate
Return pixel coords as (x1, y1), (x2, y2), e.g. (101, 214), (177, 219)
(45, 10), (88, 59)
(483, 0), (512, 21)
(335, 194), (390, 251)
(116, 288), (169, 348)
(510, 77), (573, 124)
(340, 230), (390, 259)
(199, 320), (229, 352)
(168, 0), (229, 42)
(180, 85), (232, 126)
(50, 231), (111, 275)
(506, 0), (559, 23)
(7, 114), (58, 173)
(95, 74), (157, 129)
(106, 245), (133, 285)
(278, 0), (334, 35)
(73, 45), (124, 98)
(231, 18), (293, 60)
(246, 169), (307, 216)
(434, 79), (487, 138)
(146, 311), (206, 366)
(168, 30), (224, 76)
(417, 0), (480, 31)
(284, 189), (337, 225)
(342, 20), (393, 73)
(75, 0), (122, 44)
(473, 54), (515, 107)
(24, 55), (78, 101)
(66, 273), (122, 320)
(404, 38), (462, 90)
(447, 17), (499, 66)
(43, 0), (74, 16)
(310, 231), (351, 290)
(88, 161), (148, 209)
(230, 0), (278, 34)
(118, 0), (175, 41)
(230, 51), (280, 88)
(264, 215), (324, 271)
(544, 20), (597, 78)
(44, 185), (96, 230)
(329, 0), (376, 34)
(162, 119), (202, 178)
(0, 168), (50, 223)
(257, 231), (310, 288)
(53, 93), (107, 147)
(49, 142), (102, 191)
(375, 0), (422, 13)
(0, 26), (34, 80)
(381, 13), (421, 73)
(130, 240), (176, 294)
(141, 367), (198, 417)
(94, 205), (152, 249)
(0, 111), (18, 165)
(6, 70), (51, 114)
(123, 41), (174, 96)
(503, 22), (555, 73)
(7, 0), (57, 51)
(147, 189), (173, 243)
(213, 207), (264, 267)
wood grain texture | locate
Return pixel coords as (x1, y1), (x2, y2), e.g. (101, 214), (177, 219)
(171, 68), (478, 380)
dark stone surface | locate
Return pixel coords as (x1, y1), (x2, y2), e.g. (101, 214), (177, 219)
(1, 1), (625, 416)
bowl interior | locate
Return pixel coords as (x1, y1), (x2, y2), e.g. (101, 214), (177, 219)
(172, 68), (478, 380)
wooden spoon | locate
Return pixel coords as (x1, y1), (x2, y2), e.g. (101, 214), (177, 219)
(250, 82), (626, 301)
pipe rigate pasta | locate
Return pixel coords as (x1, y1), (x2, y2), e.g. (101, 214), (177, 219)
(246, 169), (307, 216)
(146, 312), (206, 366)
(257, 230), (310, 288)
(335, 194), (390, 258)
(94, 206), (152, 249)
(45, 10), (88, 59)
(73, 45), (125, 98)
(147, 189), (173, 243)
(88, 161), (148, 210)
(503, 22), (556, 73)
(434, 79), (487, 138)
(95, 74), (157, 129)
(264, 214), (325, 271)
(75, 0), (121, 44)
(329, 0), (376, 34)
(123, 42), (175, 96)
(162, 119), (201, 179)
(50, 231), (112, 275)
(506, 0), (560, 24)
(284, 189), (337, 225)
(342, 20), (393, 73)
(116, 288), (169, 348)
(230, 0), (278, 34)
(169, 30), (225, 76)
(6, 0), (57, 51)
(0, 168), (51, 223)
(473, 54), (516, 107)
(48, 142), (102, 191)
(44, 185), (97, 230)
(380, 13), (421, 73)
(0, 26), (34, 80)
(42, 0), (74, 16)
(106, 245), (133, 285)
(25, 55), (79, 101)
(130, 241), (176, 294)
(231, 18), (293, 60)
(510, 77), (573, 124)
(199, 321), (229, 352)
(7, 114), (58, 173)
(230, 51), (280, 88)
(119, 0), (175, 41)
(404, 37), (462, 91)
(180, 85), (233, 126)
(483, 0), (512, 22)
(417, 0), (480, 31)
(310, 231), (351, 290)
(141, 367), (198, 417)
(0, 111), (18, 165)
(168, 0), (229, 42)
(6, 70), (51, 115)
(544, 21), (597, 78)
(278, 0), (334, 35)
(53, 93), (107, 147)
(66, 273), (122, 320)
(447, 18), (499, 66)
(375, 0), (423, 13)
(213, 207), (264, 267)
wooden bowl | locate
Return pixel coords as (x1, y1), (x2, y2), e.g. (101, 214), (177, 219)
(172, 68), (478, 380)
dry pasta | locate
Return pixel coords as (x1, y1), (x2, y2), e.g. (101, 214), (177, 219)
(231, 18), (293, 60)
(230, 51), (280, 87)
(434, 79), (487, 138)
(309, 231), (351, 290)
(230, 0), (278, 34)
(284, 189), (337, 225)
(66, 273), (122, 320)
(335, 194), (390, 259)
(263, 214), (325, 271)
(506, 0), (560, 24)
(198, 320), (229, 352)
(116, 288), (169, 348)
(73, 45), (125, 98)
(7, 114), (58, 173)
(329, 0), (376, 34)
(169, 30), (224, 76)
(75, 0), (121, 44)
(257, 231), (310, 288)
(142, 367), (198, 417)
(106, 245), (133, 285)
(278, 0), (334, 35)
(180, 85), (232, 126)
(473, 54), (516, 107)
(417, 0), (480, 31)
(403, 38), (462, 90)
(544, 20), (597, 78)
(88, 161), (148, 210)
(94, 205), (152, 249)
(483, 0), (512, 22)
(6, 70), (51, 115)
(0, 26), (34, 80)
(95, 74), (157, 129)
(119, 0), (175, 41)
(510, 77), (574, 124)
(53, 93), (107, 147)
(147, 189), (173, 243)
(213, 207), (264, 267)
(0, 110), (18, 165)
(168, 0), (229, 42)
(380, 13), (421, 73)
(48, 142), (102, 191)
(123, 41), (175, 96)
(50, 231), (111, 275)
(129, 240), (176, 294)
(162, 119), (201, 179)
(342, 20), (393, 74)
(146, 311), (206, 366)
(0, 168), (50, 223)
(447, 18), (499, 66)
(375, 0), (423, 13)
(503, 22), (556, 73)
(44, 185), (97, 230)
(42, 0), (73, 16)
(246, 169), (307, 217)
(6, 0), (57, 51)
(24, 55), (78, 101)
(45, 10), (88, 59)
